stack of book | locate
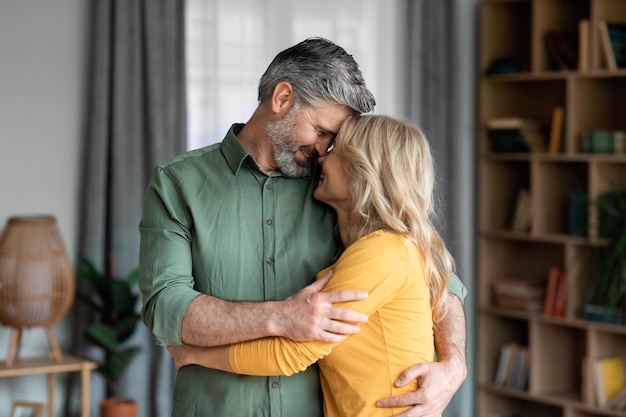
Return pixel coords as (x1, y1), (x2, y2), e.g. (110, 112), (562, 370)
(492, 280), (545, 312)
(486, 117), (546, 153)
(582, 130), (625, 154)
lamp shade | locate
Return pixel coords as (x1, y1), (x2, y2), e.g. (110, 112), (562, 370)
(0, 216), (74, 328)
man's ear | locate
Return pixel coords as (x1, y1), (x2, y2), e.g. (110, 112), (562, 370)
(270, 81), (294, 115)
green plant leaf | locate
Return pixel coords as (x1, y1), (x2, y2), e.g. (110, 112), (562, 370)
(114, 313), (141, 344)
(585, 191), (626, 312)
(85, 323), (119, 351)
(105, 346), (142, 382)
(74, 291), (103, 312)
(126, 268), (139, 286)
(109, 280), (137, 314)
(76, 256), (102, 290)
(75, 256), (141, 388)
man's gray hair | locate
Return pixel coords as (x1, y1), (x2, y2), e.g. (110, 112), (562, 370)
(258, 37), (376, 114)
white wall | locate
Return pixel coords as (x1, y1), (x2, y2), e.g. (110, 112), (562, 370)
(0, 0), (88, 415)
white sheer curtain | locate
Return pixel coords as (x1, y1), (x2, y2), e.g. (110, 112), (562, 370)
(185, 0), (407, 149)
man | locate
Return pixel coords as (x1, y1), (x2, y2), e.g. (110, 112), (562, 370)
(139, 37), (467, 417)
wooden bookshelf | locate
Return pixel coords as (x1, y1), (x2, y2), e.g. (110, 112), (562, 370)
(478, 1), (626, 416)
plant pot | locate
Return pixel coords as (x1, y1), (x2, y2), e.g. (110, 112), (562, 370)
(100, 398), (137, 417)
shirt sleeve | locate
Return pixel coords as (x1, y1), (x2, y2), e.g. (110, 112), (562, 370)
(447, 274), (468, 304)
(229, 233), (425, 376)
(139, 166), (202, 345)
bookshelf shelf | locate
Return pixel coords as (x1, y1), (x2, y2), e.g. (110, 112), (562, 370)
(478, 0), (626, 416)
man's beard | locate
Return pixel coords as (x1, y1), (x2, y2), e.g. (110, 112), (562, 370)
(266, 103), (311, 178)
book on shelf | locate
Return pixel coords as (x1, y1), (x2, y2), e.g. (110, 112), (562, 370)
(494, 343), (516, 387)
(593, 355), (626, 407)
(485, 57), (528, 75)
(599, 21), (626, 70)
(486, 117), (546, 153)
(548, 106), (564, 154)
(578, 19), (590, 71)
(567, 190), (589, 236)
(508, 346), (530, 390)
(494, 343), (530, 390)
(608, 387), (626, 411)
(509, 188), (532, 232)
(552, 269), (568, 318)
(582, 130), (626, 154)
(492, 280), (545, 312)
(544, 31), (578, 70)
(543, 266), (561, 315)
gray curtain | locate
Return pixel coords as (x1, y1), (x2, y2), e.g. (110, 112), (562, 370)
(405, 1), (478, 416)
(66, 1), (186, 416)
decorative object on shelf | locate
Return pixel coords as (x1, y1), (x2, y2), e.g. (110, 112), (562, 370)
(0, 216), (74, 367)
(583, 192), (626, 324)
(75, 256), (140, 417)
(599, 21), (626, 70)
(10, 401), (44, 417)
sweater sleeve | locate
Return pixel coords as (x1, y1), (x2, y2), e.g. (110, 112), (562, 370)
(229, 232), (425, 376)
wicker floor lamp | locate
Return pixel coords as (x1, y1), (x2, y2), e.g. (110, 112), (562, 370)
(0, 216), (75, 367)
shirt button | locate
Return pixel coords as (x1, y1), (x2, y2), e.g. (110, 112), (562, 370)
(266, 258), (274, 265)
(266, 184), (272, 190)
(266, 218), (273, 225)
(272, 382), (279, 389)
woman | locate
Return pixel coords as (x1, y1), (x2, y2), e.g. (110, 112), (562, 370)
(168, 114), (455, 417)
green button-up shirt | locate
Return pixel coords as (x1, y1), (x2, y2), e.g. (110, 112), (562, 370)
(140, 124), (334, 417)
(139, 124), (467, 417)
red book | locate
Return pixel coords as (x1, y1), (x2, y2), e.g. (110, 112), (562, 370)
(543, 266), (561, 315)
(553, 270), (568, 317)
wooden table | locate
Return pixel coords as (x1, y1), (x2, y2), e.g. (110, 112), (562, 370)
(0, 356), (96, 417)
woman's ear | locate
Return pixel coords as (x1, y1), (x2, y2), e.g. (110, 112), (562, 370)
(270, 81), (294, 115)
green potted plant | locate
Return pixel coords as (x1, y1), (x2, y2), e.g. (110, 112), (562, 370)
(583, 191), (626, 324)
(75, 256), (141, 417)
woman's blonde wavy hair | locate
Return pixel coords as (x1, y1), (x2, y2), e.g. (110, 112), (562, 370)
(334, 114), (455, 324)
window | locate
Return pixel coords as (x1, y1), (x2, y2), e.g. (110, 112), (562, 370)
(185, 0), (406, 149)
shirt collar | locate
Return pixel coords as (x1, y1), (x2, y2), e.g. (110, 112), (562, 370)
(221, 123), (254, 175)
(220, 123), (313, 179)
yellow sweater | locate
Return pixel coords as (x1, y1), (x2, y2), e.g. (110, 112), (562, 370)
(229, 230), (434, 417)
